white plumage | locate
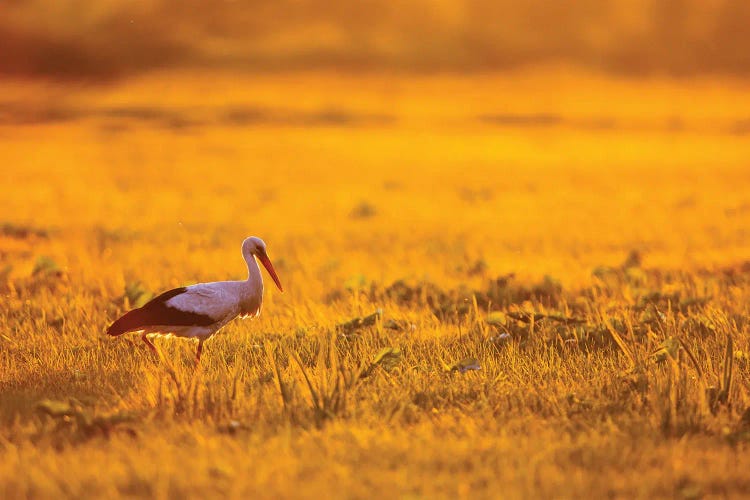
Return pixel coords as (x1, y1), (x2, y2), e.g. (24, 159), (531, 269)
(107, 236), (283, 362)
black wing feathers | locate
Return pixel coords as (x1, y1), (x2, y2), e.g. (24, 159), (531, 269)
(107, 286), (217, 336)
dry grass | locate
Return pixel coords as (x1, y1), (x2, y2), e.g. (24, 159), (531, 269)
(1, 69), (750, 498)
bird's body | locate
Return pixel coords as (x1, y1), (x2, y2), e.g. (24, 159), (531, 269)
(107, 237), (283, 361)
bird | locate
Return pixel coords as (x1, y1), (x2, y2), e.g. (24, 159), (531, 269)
(107, 236), (283, 362)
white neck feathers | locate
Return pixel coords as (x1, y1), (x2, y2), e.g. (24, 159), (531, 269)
(246, 254), (263, 288)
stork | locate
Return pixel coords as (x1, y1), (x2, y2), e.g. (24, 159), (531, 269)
(107, 236), (283, 362)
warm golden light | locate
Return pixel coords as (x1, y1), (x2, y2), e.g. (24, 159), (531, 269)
(2, 2), (750, 498)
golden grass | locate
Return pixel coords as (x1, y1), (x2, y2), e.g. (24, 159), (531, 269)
(1, 69), (750, 498)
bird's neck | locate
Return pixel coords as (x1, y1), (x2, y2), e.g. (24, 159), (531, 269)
(246, 255), (263, 290)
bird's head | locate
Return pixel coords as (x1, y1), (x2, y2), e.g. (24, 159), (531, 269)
(242, 236), (283, 292)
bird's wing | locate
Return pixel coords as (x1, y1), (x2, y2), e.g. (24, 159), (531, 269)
(164, 283), (238, 322)
(107, 285), (221, 336)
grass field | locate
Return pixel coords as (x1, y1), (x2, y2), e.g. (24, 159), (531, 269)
(2, 69), (750, 498)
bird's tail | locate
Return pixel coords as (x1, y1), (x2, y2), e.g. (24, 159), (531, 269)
(106, 309), (146, 336)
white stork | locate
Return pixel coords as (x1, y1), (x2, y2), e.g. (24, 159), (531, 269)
(107, 236), (283, 362)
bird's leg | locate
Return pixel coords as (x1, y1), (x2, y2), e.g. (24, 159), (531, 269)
(141, 332), (158, 354)
(194, 338), (205, 364)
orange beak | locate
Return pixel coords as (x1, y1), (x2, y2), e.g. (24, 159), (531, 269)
(257, 252), (284, 292)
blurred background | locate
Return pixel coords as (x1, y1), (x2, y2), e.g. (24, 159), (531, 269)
(2, 0), (750, 290)
(2, 0), (750, 80)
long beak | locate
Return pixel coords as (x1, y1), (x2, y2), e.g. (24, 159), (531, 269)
(257, 253), (284, 292)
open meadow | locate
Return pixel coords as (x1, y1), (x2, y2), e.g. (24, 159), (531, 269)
(2, 69), (750, 498)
